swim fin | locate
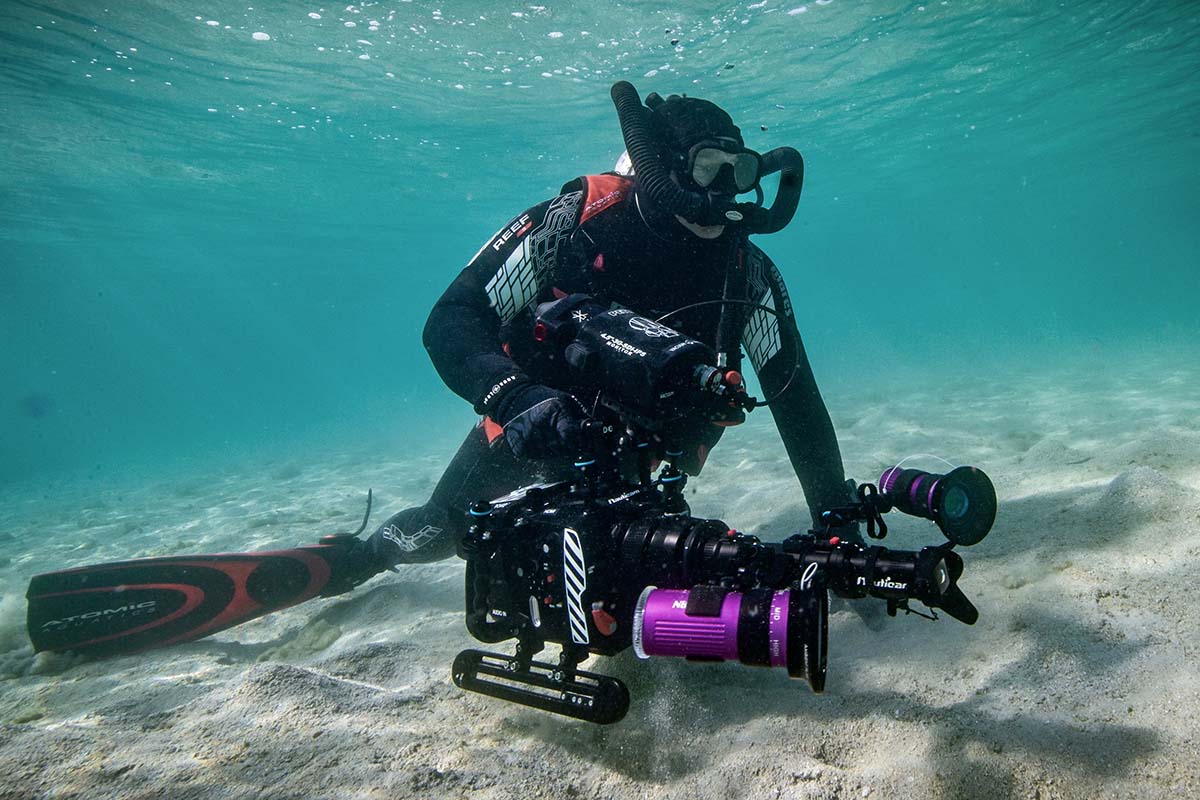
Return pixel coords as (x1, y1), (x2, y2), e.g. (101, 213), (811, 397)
(26, 534), (375, 657)
(26, 492), (378, 658)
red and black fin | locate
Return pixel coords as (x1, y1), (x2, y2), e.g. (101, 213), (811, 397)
(26, 537), (362, 658)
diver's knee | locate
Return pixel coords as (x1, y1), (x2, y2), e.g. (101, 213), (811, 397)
(368, 505), (460, 566)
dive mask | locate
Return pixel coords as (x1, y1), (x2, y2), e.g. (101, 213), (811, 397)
(686, 141), (762, 194)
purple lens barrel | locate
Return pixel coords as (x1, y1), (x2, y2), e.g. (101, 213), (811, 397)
(878, 464), (997, 546)
(879, 466), (940, 516)
(633, 588), (770, 662)
(632, 581), (827, 691)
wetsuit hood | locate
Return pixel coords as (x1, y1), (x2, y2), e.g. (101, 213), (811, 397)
(650, 95), (744, 154)
(643, 95), (743, 232)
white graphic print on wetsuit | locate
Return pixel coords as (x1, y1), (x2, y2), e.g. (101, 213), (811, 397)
(744, 291), (781, 371)
(381, 523), (443, 553)
(484, 191), (582, 323)
(743, 252), (791, 371)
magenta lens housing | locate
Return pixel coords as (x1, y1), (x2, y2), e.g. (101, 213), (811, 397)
(633, 588), (742, 660)
(632, 583), (827, 691)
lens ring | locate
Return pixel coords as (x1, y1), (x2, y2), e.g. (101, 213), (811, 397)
(939, 467), (998, 546)
(786, 575), (828, 692)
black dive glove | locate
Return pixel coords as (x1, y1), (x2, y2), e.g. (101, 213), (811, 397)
(493, 383), (588, 459)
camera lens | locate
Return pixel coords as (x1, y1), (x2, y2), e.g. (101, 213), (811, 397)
(878, 465), (996, 546)
(633, 583), (827, 692)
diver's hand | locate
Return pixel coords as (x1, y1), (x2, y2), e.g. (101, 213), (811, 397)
(494, 384), (588, 459)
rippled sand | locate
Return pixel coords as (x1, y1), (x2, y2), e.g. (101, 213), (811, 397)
(1, 352), (1197, 800)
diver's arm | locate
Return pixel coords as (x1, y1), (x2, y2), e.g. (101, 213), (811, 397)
(422, 189), (584, 413)
(422, 261), (526, 412)
(742, 249), (851, 526)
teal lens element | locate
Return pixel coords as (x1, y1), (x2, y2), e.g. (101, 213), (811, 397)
(942, 485), (970, 520)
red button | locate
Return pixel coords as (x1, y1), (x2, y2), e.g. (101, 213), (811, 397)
(830, 536), (841, 545)
(591, 609), (617, 636)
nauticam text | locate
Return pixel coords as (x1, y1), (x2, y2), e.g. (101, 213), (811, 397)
(855, 576), (910, 591)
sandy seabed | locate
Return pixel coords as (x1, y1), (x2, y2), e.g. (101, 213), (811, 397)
(1, 352), (1197, 800)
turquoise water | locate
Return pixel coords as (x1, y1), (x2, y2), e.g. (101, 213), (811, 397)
(2, 0), (1198, 484)
(3, 4), (1200, 796)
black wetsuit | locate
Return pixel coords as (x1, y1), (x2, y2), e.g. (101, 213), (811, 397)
(366, 174), (849, 566)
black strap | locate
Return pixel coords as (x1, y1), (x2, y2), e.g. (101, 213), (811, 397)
(685, 584), (729, 617)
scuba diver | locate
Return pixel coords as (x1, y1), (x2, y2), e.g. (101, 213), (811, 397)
(22, 82), (999, 723)
(23, 83), (998, 722)
(25, 83), (870, 658)
(347, 82), (856, 585)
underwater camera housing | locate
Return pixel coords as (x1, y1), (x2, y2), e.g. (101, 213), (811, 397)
(521, 293), (754, 429)
(451, 295), (998, 724)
